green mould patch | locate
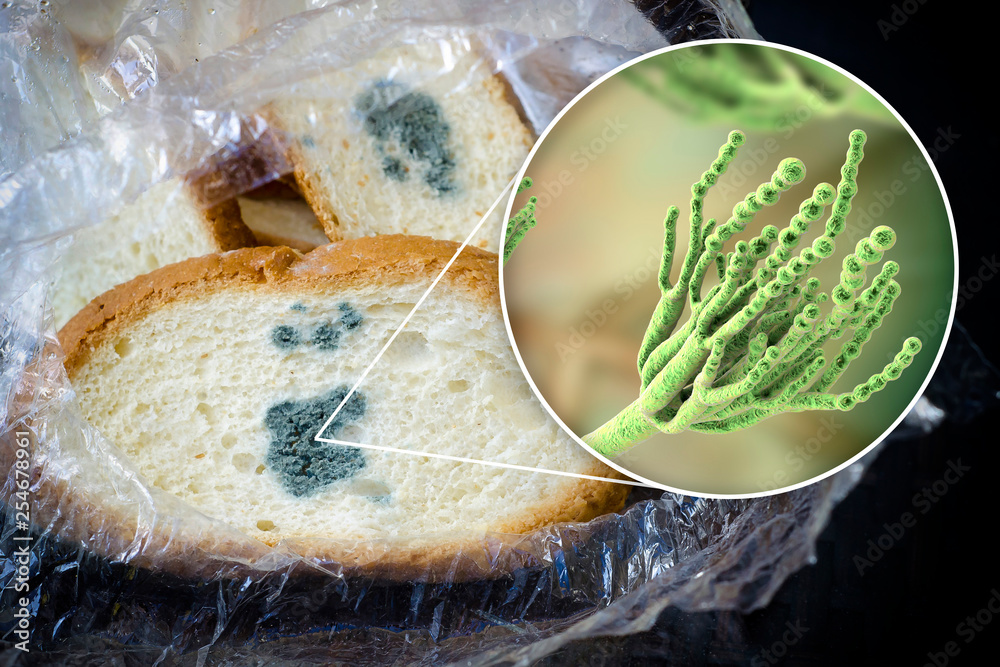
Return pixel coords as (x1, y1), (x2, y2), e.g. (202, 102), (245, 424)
(356, 81), (457, 196)
(271, 324), (301, 350)
(339, 302), (363, 330)
(270, 303), (365, 352)
(265, 386), (367, 497)
(311, 323), (342, 351)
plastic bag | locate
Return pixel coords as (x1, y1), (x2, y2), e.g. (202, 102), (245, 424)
(4, 1), (982, 665)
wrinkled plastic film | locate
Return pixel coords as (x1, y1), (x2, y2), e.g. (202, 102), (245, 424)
(3, 2), (983, 665)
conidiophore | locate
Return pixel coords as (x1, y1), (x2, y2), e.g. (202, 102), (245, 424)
(582, 129), (922, 458)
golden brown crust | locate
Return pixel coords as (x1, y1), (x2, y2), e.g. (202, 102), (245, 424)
(202, 198), (258, 251)
(55, 236), (628, 582)
(292, 161), (342, 242)
(59, 237), (495, 371)
(59, 245), (302, 374)
(250, 229), (323, 253)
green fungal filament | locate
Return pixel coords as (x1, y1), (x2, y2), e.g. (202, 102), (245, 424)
(582, 130), (922, 457)
(503, 177), (537, 264)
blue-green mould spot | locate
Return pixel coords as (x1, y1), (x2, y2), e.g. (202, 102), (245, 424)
(265, 386), (367, 497)
(301, 135), (316, 149)
(355, 80), (457, 196)
(367, 495), (391, 504)
(339, 302), (363, 330)
(381, 156), (407, 182)
(290, 303), (307, 312)
(311, 322), (342, 351)
(272, 303), (364, 353)
(271, 325), (301, 350)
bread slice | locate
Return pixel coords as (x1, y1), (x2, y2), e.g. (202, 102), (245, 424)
(51, 179), (255, 329)
(58, 237), (627, 578)
(237, 196), (328, 252)
(267, 44), (533, 252)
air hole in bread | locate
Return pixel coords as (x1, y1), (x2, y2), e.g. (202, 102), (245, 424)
(447, 379), (469, 393)
(232, 453), (256, 474)
(257, 519), (276, 531)
(385, 331), (429, 364)
(196, 402), (217, 424)
(114, 338), (133, 358)
(348, 478), (391, 499)
(221, 433), (237, 449)
(338, 424), (365, 443)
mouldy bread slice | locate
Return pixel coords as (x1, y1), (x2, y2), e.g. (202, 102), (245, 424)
(59, 237), (628, 579)
(267, 43), (533, 252)
(51, 179), (255, 329)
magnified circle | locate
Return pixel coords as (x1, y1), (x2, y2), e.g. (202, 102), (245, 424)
(500, 40), (957, 498)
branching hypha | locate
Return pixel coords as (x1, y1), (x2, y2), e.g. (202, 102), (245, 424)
(620, 44), (893, 131)
(577, 129), (922, 458)
(503, 177), (536, 264)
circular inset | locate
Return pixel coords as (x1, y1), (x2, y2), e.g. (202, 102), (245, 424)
(500, 40), (956, 498)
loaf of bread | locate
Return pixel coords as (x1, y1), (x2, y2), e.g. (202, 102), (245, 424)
(51, 179), (255, 329)
(267, 44), (533, 252)
(58, 236), (627, 578)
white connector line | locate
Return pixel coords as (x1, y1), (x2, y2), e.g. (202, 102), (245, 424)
(313, 176), (514, 441)
(312, 178), (649, 489)
(316, 438), (648, 486)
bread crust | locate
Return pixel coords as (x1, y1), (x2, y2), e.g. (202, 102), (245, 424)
(55, 237), (629, 581)
(202, 197), (259, 251)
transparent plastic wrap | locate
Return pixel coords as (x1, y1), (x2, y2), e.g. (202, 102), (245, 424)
(4, 1), (988, 665)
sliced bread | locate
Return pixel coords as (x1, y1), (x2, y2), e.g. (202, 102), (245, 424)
(267, 44), (533, 252)
(51, 179), (255, 329)
(58, 237), (627, 578)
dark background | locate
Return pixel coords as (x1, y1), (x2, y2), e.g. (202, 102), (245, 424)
(565, 0), (1000, 664)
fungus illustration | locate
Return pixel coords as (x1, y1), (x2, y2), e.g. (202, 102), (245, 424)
(580, 129), (922, 457)
(510, 129), (921, 458)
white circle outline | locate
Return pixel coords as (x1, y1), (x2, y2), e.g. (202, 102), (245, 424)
(498, 38), (959, 499)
